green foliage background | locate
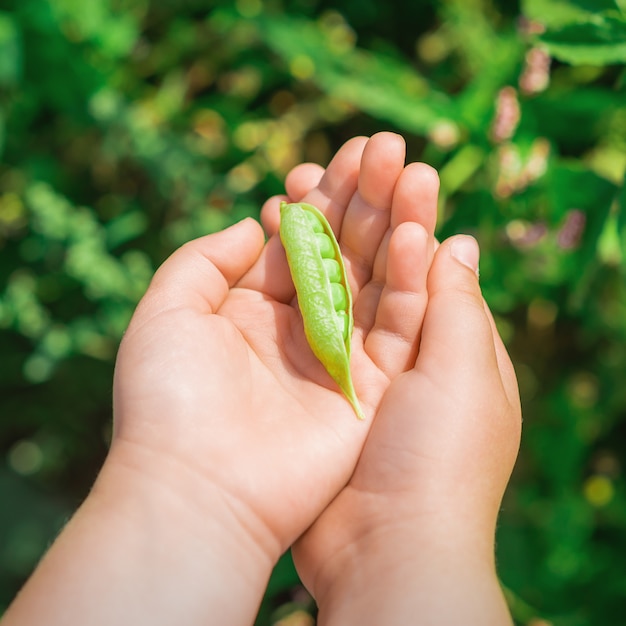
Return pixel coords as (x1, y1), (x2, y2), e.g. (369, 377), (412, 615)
(1, 0), (625, 623)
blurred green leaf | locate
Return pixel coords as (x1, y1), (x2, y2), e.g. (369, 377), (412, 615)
(523, 0), (623, 27)
(546, 163), (616, 223)
(539, 14), (626, 65)
(617, 171), (626, 268)
(256, 12), (456, 137)
(0, 12), (21, 87)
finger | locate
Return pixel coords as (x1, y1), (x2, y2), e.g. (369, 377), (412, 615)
(422, 235), (520, 409)
(340, 132), (407, 288)
(238, 136), (369, 303)
(260, 164), (327, 237)
(300, 135), (368, 232)
(419, 235), (497, 376)
(285, 162), (326, 200)
(363, 222), (429, 377)
(390, 162), (440, 263)
(358, 131), (407, 210)
(135, 218), (266, 319)
(260, 194), (288, 238)
(418, 236), (522, 475)
(360, 161), (441, 323)
(353, 229), (390, 333)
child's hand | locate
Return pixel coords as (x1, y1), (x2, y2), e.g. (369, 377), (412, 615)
(292, 235), (522, 625)
(99, 132), (438, 622)
(111, 131), (438, 550)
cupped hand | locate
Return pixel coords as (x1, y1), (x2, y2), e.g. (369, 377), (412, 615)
(111, 132), (440, 564)
(292, 234), (522, 605)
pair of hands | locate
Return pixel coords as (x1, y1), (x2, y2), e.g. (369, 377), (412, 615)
(111, 132), (521, 618)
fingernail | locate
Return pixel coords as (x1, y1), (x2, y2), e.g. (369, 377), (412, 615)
(450, 236), (480, 276)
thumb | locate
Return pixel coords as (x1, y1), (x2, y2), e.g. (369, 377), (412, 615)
(141, 217), (266, 315)
(419, 235), (496, 374)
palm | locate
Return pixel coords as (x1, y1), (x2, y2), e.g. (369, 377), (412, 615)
(113, 133), (440, 551)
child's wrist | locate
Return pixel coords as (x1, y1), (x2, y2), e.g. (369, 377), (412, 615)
(103, 436), (279, 555)
(91, 440), (278, 619)
(314, 521), (509, 625)
(4, 438), (277, 626)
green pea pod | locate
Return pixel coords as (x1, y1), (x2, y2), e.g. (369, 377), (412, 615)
(279, 201), (365, 420)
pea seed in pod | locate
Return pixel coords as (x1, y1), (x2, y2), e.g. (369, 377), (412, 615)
(323, 258), (342, 283)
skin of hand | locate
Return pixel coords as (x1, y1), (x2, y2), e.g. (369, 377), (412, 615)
(112, 132), (440, 560)
(1, 133), (441, 626)
(290, 232), (522, 624)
